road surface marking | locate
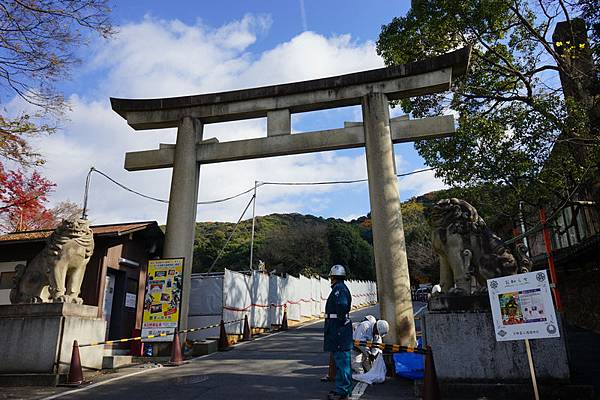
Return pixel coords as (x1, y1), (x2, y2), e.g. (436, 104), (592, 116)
(40, 365), (164, 400)
(352, 382), (368, 399)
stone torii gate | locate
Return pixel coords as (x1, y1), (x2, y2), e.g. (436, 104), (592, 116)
(111, 47), (470, 346)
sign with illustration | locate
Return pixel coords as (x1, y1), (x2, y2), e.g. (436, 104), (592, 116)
(487, 270), (560, 341)
(141, 258), (184, 342)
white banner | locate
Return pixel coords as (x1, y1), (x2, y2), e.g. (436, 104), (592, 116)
(189, 271), (376, 334)
(487, 270), (560, 341)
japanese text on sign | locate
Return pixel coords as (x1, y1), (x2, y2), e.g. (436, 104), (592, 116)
(487, 270), (560, 341)
(141, 258), (184, 342)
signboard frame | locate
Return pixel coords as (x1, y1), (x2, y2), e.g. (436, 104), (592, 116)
(487, 269), (560, 342)
(487, 269), (560, 400)
(141, 257), (185, 342)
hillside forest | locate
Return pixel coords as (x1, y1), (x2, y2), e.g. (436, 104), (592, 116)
(189, 189), (517, 284)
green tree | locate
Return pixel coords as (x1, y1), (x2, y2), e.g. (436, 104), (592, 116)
(377, 1), (599, 220)
(0, 1), (113, 224)
(327, 222), (375, 280)
(1, 0), (113, 168)
(258, 221), (330, 276)
(401, 200), (439, 284)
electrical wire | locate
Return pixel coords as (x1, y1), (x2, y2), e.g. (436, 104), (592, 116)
(85, 167), (260, 205)
(90, 167), (169, 204)
(206, 194), (256, 274)
(260, 167), (434, 186)
(83, 166), (434, 207)
(80, 166), (436, 272)
(81, 164), (594, 254)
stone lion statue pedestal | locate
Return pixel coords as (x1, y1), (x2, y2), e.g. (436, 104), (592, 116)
(422, 199), (587, 397)
(0, 218), (106, 386)
(422, 295), (577, 398)
(0, 303), (106, 386)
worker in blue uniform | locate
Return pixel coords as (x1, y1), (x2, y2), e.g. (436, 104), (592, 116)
(324, 264), (353, 400)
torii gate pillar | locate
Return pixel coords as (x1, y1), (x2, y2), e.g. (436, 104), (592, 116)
(363, 92), (415, 345)
(163, 116), (202, 331)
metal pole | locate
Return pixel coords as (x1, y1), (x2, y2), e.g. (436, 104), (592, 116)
(81, 167), (94, 220)
(249, 180), (258, 270)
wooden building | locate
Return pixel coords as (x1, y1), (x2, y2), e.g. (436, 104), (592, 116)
(520, 204), (600, 331)
(0, 221), (164, 342)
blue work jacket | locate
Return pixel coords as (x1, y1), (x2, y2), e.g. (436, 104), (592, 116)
(323, 280), (352, 352)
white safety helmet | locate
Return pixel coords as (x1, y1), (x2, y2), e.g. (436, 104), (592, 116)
(329, 264), (346, 277)
(364, 315), (376, 325)
(376, 320), (389, 337)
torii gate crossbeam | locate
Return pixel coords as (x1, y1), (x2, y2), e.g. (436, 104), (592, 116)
(111, 47), (471, 346)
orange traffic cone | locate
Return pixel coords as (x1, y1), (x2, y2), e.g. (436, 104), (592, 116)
(280, 306), (289, 331)
(218, 320), (230, 351)
(65, 340), (84, 386)
(166, 330), (183, 366)
(242, 315), (252, 341)
(423, 345), (441, 400)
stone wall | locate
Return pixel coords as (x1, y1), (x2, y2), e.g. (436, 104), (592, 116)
(424, 310), (570, 382)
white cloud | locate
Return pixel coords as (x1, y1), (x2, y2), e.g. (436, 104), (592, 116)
(18, 14), (391, 224)
(238, 31), (382, 86)
(341, 214), (362, 222)
(399, 169), (448, 198)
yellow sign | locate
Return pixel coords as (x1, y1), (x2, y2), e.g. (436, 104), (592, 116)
(141, 258), (184, 342)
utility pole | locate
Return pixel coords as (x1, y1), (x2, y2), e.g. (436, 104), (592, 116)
(249, 181), (258, 270)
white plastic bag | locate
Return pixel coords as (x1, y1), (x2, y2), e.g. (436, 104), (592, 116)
(352, 354), (387, 384)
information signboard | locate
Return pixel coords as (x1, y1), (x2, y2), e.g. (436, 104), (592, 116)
(141, 258), (184, 342)
(487, 270), (559, 342)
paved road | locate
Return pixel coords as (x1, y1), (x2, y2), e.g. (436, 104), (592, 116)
(38, 304), (424, 400)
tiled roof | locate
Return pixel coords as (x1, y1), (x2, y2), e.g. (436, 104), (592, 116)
(0, 230), (52, 242)
(0, 221), (158, 243)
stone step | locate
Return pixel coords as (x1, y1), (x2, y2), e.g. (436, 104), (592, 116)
(102, 355), (133, 369)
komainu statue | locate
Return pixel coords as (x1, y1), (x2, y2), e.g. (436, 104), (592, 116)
(429, 198), (527, 295)
(10, 218), (94, 304)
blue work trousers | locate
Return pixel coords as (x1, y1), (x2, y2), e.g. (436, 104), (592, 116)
(333, 350), (352, 396)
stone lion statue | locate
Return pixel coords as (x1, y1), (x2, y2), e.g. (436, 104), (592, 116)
(10, 218), (94, 304)
(428, 198), (527, 295)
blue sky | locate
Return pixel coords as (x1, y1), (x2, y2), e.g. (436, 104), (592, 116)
(13, 0), (449, 224)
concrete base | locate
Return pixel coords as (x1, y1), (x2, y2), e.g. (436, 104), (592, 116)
(414, 381), (594, 400)
(0, 374), (61, 387)
(191, 340), (218, 356)
(102, 355), (133, 369)
(0, 303), (106, 385)
(132, 356), (171, 364)
(423, 295), (570, 382)
(439, 382), (593, 399)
